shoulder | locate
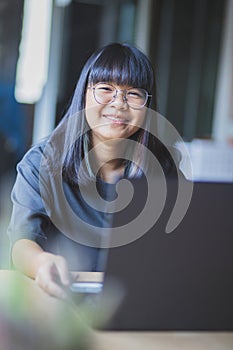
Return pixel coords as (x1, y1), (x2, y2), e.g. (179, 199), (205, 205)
(20, 139), (47, 160)
(17, 140), (48, 170)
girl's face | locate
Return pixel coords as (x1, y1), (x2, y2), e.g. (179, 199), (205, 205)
(85, 82), (147, 145)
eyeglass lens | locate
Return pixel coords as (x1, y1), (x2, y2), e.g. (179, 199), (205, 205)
(93, 83), (148, 108)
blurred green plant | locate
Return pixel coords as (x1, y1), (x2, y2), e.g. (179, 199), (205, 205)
(0, 272), (92, 350)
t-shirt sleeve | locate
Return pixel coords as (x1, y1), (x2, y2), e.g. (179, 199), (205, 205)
(7, 144), (50, 247)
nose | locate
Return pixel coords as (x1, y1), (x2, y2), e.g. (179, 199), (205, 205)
(112, 90), (128, 107)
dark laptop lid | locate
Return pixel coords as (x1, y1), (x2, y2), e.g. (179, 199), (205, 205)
(102, 179), (233, 330)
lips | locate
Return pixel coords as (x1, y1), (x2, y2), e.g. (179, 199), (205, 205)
(102, 114), (129, 124)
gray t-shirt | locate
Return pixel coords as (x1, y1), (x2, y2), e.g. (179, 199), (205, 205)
(7, 141), (114, 271)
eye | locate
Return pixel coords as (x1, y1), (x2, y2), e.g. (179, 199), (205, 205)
(96, 84), (114, 93)
(127, 89), (145, 99)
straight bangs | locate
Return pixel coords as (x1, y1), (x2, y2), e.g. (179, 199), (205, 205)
(88, 44), (154, 94)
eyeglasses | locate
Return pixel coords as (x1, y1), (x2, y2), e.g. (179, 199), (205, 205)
(88, 82), (152, 109)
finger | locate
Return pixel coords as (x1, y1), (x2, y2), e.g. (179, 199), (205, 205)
(70, 271), (80, 282)
(36, 266), (67, 299)
(37, 276), (67, 299)
(55, 257), (70, 286)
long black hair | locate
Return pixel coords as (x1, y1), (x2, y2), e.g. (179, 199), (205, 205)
(49, 43), (174, 186)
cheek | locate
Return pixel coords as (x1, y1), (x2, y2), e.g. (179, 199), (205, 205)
(86, 108), (95, 119)
(131, 110), (147, 127)
(85, 104), (103, 131)
(127, 112), (147, 137)
(85, 92), (95, 109)
(85, 92), (100, 124)
(85, 108), (96, 129)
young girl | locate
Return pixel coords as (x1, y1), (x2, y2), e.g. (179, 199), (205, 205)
(8, 43), (176, 298)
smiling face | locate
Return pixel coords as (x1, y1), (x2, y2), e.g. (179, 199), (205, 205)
(85, 82), (147, 146)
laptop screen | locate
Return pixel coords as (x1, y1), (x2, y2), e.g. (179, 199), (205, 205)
(102, 179), (233, 330)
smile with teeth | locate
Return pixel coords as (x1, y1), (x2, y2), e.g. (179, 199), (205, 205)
(103, 115), (128, 124)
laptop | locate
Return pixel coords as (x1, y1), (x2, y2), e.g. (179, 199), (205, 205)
(97, 178), (233, 331)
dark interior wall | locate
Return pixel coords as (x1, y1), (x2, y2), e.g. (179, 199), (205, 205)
(166, 0), (195, 135)
(0, 0), (33, 164)
(196, 0), (225, 138)
(150, 0), (225, 140)
(56, 0), (137, 124)
(0, 0), (23, 82)
(56, 2), (103, 123)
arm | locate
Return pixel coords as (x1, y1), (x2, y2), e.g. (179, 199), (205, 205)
(8, 144), (71, 298)
(12, 239), (70, 298)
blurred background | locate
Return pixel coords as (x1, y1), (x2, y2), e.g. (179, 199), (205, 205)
(0, 0), (232, 267)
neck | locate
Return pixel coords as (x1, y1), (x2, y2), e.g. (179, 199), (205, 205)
(90, 138), (126, 183)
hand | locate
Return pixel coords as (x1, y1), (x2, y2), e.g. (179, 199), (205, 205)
(35, 253), (71, 299)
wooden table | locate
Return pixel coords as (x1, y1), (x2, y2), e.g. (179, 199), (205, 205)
(0, 270), (233, 350)
(93, 331), (233, 350)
